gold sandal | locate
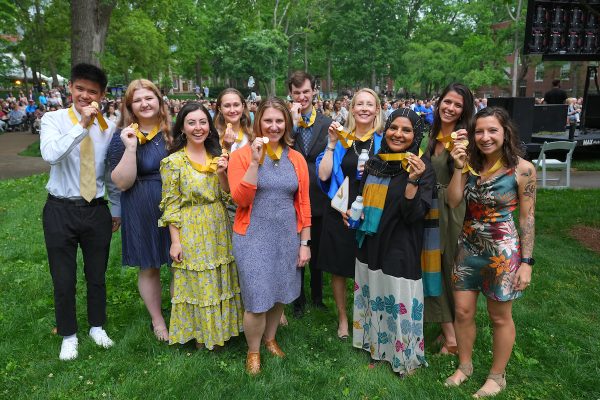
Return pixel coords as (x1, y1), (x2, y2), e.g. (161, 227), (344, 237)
(444, 363), (473, 387)
(473, 372), (506, 398)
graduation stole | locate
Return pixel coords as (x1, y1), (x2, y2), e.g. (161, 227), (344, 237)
(131, 123), (160, 145)
(68, 106), (107, 132)
(185, 147), (218, 173)
(378, 148), (424, 172)
(336, 127), (375, 149)
(297, 107), (316, 128)
(258, 138), (283, 165)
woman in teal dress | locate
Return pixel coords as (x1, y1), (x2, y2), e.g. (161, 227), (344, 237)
(445, 107), (536, 398)
(159, 102), (243, 349)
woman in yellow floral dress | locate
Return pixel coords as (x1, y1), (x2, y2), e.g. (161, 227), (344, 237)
(159, 102), (243, 349)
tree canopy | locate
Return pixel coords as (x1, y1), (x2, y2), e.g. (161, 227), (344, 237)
(1, 0), (525, 97)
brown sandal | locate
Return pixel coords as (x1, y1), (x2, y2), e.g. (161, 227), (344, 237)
(444, 363), (473, 387)
(264, 339), (285, 358)
(473, 372), (506, 398)
(246, 352), (261, 375)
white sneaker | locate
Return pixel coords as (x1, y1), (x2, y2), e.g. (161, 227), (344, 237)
(89, 327), (114, 348)
(59, 337), (78, 361)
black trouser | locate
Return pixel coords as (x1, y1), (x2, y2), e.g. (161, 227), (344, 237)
(295, 216), (324, 306)
(43, 195), (112, 336)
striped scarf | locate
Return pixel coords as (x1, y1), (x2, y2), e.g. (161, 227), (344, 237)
(356, 175), (390, 247)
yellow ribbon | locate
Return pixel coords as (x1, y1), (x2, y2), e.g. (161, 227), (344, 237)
(476, 157), (504, 179)
(185, 147), (218, 173)
(297, 107), (316, 128)
(68, 107), (107, 132)
(259, 142), (283, 165)
(131, 123), (159, 145)
(90, 101), (108, 131)
(336, 128), (376, 149)
(378, 148), (424, 172)
(436, 132), (469, 152)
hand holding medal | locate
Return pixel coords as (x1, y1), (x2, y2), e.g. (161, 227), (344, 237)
(120, 122), (139, 150)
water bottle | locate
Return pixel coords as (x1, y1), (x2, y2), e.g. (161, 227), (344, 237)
(347, 196), (364, 229)
(356, 149), (369, 180)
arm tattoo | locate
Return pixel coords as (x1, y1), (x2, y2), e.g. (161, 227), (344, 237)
(520, 167), (532, 178)
(523, 178), (536, 201)
(520, 211), (535, 256)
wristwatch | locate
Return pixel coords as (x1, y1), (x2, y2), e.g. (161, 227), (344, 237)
(521, 257), (535, 266)
(407, 178), (420, 186)
(300, 240), (311, 247)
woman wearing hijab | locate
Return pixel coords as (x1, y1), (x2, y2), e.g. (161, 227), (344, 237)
(352, 108), (435, 376)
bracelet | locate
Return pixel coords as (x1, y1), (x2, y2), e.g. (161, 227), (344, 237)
(407, 178), (420, 186)
(454, 164), (464, 170)
(326, 146), (335, 152)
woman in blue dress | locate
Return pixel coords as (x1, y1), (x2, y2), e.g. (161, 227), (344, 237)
(108, 79), (172, 341)
(445, 107), (536, 397)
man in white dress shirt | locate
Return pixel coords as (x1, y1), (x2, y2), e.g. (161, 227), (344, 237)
(40, 63), (121, 361)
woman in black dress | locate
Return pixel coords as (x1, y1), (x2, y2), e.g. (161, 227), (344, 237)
(316, 88), (383, 339)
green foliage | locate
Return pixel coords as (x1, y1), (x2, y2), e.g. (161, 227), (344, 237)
(102, 8), (169, 84)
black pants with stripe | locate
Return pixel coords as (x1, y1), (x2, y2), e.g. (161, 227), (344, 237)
(42, 196), (112, 336)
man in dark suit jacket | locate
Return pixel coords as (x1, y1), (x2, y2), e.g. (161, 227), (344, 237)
(288, 71), (331, 316)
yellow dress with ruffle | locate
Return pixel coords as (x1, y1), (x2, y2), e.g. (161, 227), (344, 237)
(158, 149), (242, 349)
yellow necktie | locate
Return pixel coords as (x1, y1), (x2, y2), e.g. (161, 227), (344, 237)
(68, 107), (97, 202)
(79, 135), (96, 202)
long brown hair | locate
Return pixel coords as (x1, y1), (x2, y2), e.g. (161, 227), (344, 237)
(213, 88), (252, 138)
(251, 97), (294, 148)
(468, 107), (523, 172)
(119, 79), (171, 139)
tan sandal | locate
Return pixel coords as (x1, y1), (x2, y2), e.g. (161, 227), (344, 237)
(444, 363), (473, 387)
(264, 339), (285, 358)
(473, 372), (506, 398)
(246, 352), (261, 375)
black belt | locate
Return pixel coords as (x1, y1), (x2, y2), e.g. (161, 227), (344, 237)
(47, 194), (107, 207)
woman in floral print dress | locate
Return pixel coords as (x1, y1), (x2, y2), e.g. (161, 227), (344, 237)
(352, 108), (434, 376)
(445, 107), (536, 398)
(159, 102), (243, 349)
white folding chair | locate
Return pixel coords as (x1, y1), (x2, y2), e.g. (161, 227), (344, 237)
(533, 141), (576, 189)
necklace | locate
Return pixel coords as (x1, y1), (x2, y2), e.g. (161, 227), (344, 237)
(352, 136), (373, 156)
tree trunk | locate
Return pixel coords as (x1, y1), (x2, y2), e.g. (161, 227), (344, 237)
(71, 0), (115, 67)
(371, 68), (376, 90)
(510, 0), (523, 97)
(287, 38), (294, 78)
(195, 58), (202, 87)
(304, 33), (308, 72)
(327, 56), (332, 98)
(31, 64), (41, 92)
(49, 59), (59, 88)
(269, 77), (276, 97)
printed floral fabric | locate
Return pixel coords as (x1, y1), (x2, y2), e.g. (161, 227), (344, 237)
(353, 260), (427, 375)
(159, 150), (242, 348)
(453, 169), (523, 301)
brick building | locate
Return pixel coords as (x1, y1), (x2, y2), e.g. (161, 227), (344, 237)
(476, 57), (593, 100)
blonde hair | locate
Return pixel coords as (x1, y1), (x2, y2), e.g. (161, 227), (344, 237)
(119, 79), (171, 139)
(251, 97), (294, 148)
(346, 88), (383, 134)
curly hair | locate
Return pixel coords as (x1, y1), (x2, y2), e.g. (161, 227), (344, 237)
(467, 106), (524, 172)
(168, 102), (222, 157)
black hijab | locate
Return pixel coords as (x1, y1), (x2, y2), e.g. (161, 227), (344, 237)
(364, 108), (425, 178)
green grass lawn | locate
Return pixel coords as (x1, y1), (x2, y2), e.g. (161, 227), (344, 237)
(1, 174), (599, 399)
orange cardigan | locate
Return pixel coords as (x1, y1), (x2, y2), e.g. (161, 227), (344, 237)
(228, 145), (311, 235)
